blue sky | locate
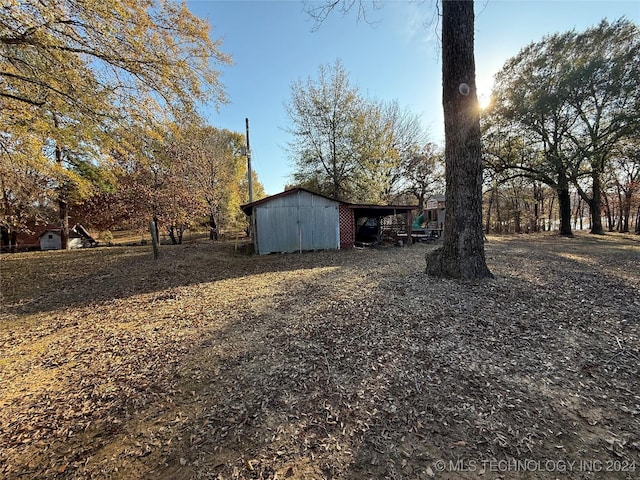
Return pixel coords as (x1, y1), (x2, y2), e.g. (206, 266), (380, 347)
(187, 0), (640, 196)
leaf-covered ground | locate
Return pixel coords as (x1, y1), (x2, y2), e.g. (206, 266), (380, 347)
(1, 233), (639, 480)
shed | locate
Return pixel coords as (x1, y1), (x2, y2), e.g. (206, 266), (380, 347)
(29, 224), (95, 251)
(39, 229), (63, 250)
(241, 188), (419, 254)
(241, 188), (341, 254)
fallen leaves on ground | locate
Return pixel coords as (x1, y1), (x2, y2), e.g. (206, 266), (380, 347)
(0, 233), (638, 479)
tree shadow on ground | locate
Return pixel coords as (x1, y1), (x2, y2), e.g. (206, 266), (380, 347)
(96, 236), (638, 479)
(155, 235), (638, 479)
(1, 235), (638, 479)
(0, 241), (365, 316)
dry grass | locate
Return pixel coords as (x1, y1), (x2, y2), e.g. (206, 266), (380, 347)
(0, 233), (639, 479)
(97, 229), (212, 246)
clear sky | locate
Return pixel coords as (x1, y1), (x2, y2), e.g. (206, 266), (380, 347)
(187, 0), (640, 196)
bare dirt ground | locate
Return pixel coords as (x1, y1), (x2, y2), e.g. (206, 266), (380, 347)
(1, 233), (639, 480)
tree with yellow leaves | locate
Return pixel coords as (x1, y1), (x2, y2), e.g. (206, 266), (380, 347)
(1, 0), (231, 247)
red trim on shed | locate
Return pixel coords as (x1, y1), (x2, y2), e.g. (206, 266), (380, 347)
(339, 205), (355, 249)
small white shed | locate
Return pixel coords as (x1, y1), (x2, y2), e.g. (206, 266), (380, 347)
(241, 188), (341, 254)
(38, 227), (86, 250)
(39, 230), (62, 250)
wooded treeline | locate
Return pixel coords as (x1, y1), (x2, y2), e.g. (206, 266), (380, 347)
(74, 124), (265, 243)
(482, 19), (640, 235)
(287, 20), (639, 235)
(1, 0), (263, 250)
(481, 177), (640, 235)
(2, 4), (638, 251)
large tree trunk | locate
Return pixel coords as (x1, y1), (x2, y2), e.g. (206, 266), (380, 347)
(53, 115), (69, 250)
(588, 172), (604, 234)
(602, 191), (614, 232)
(55, 144), (69, 250)
(10, 230), (17, 253)
(557, 172), (573, 236)
(621, 191), (631, 233)
(1, 226), (9, 253)
(149, 220), (159, 260)
(484, 188), (493, 234)
(426, 0), (492, 280)
(209, 209), (218, 240)
(513, 204), (521, 234)
(533, 183), (543, 232)
(168, 226), (178, 245)
(58, 198), (69, 249)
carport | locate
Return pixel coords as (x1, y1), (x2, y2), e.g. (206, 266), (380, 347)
(342, 204), (419, 246)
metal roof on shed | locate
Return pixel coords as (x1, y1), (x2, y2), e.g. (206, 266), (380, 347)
(241, 187), (419, 217)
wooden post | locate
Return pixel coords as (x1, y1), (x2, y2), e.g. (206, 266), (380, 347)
(246, 118), (253, 203)
(406, 210), (413, 246)
(149, 220), (159, 260)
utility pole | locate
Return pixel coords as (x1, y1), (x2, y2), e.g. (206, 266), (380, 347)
(245, 117), (253, 203)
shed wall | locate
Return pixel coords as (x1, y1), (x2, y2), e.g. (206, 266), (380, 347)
(40, 232), (61, 250)
(254, 190), (340, 254)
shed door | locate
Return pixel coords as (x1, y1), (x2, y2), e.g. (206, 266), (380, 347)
(298, 205), (338, 251)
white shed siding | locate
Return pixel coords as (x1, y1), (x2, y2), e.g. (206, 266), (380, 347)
(253, 190), (340, 254)
(69, 238), (83, 249)
(40, 231), (61, 250)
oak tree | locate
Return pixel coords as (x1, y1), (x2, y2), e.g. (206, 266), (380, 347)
(425, 1), (492, 278)
(488, 19), (640, 235)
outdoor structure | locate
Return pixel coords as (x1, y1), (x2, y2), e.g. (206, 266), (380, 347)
(39, 229), (64, 250)
(1, 224), (97, 252)
(241, 188), (341, 254)
(240, 188), (418, 254)
(400, 194), (446, 243)
(424, 194), (446, 231)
